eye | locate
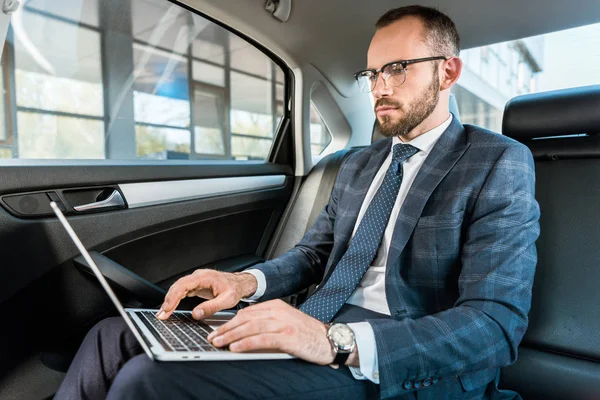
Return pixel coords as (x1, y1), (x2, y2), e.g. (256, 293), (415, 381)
(385, 63), (405, 76)
(357, 71), (376, 81)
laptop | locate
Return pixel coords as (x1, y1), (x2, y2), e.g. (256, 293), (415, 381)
(50, 201), (294, 362)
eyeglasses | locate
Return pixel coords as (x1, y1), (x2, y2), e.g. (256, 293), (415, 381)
(354, 56), (447, 93)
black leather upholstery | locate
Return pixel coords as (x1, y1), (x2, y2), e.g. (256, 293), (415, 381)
(526, 135), (600, 160)
(503, 84), (600, 140)
(501, 348), (600, 399)
(499, 85), (600, 399)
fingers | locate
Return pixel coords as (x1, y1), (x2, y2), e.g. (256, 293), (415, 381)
(207, 309), (275, 342)
(208, 299), (295, 337)
(210, 318), (283, 348)
(210, 307), (273, 336)
(191, 290), (238, 319)
(157, 270), (214, 320)
(229, 333), (290, 353)
(157, 279), (191, 320)
(157, 274), (286, 321)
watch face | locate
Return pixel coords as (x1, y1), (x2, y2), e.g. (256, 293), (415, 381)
(330, 324), (355, 347)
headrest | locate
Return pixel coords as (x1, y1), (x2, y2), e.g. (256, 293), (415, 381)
(371, 93), (461, 143)
(503, 85), (600, 141)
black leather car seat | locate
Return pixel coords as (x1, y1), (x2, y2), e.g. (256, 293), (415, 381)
(499, 84), (600, 399)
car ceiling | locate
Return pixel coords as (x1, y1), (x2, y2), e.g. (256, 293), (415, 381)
(182, 0), (600, 96)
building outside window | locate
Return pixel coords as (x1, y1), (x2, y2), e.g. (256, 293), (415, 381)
(453, 22), (600, 133)
(0, 0), (286, 161)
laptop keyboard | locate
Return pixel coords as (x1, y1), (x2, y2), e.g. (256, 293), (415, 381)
(138, 311), (220, 352)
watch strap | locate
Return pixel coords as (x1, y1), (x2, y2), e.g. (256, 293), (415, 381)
(333, 350), (350, 366)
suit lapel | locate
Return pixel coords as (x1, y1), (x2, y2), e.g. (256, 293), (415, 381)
(386, 118), (470, 269)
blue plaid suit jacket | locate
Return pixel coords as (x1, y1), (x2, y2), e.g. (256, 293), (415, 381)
(251, 117), (540, 399)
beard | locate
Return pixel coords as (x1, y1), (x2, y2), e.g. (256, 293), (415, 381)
(376, 73), (440, 138)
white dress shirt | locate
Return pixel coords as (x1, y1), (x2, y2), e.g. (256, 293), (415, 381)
(243, 115), (453, 384)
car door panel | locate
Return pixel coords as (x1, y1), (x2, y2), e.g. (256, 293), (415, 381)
(0, 165), (294, 380)
(0, 0), (297, 394)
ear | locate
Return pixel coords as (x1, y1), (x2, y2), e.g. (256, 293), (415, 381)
(439, 57), (462, 91)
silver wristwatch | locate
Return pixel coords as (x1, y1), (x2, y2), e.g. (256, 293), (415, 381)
(327, 323), (356, 366)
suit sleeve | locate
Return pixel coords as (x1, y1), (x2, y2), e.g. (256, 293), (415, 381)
(367, 144), (541, 399)
(247, 155), (353, 301)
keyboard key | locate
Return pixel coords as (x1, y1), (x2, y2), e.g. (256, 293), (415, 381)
(136, 311), (222, 353)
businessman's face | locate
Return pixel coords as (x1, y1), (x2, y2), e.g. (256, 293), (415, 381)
(367, 16), (442, 139)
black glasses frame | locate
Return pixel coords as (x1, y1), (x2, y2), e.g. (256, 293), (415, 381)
(354, 56), (447, 91)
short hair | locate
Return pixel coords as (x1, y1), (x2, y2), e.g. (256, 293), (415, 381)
(376, 5), (460, 57)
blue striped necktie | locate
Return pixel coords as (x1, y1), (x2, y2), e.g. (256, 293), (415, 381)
(300, 143), (419, 322)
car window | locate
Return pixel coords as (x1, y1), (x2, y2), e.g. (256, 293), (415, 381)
(453, 22), (600, 132)
(0, 0), (286, 161)
(309, 102), (331, 157)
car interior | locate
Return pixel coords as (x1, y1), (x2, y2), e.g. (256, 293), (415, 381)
(0, 0), (599, 399)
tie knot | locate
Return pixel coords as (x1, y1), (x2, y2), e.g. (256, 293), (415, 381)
(392, 143), (419, 164)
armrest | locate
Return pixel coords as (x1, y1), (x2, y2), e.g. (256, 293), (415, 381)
(209, 254), (265, 274)
(73, 251), (166, 306)
(155, 254), (265, 289)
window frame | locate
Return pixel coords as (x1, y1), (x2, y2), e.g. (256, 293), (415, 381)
(126, 3), (291, 163)
(192, 81), (229, 159)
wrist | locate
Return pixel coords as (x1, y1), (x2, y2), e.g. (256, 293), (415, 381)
(326, 323), (356, 366)
(323, 323), (337, 364)
(233, 272), (258, 299)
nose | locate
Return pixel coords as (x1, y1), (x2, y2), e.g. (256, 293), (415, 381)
(371, 73), (393, 98)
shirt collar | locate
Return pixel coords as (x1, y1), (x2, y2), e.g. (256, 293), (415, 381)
(391, 114), (453, 156)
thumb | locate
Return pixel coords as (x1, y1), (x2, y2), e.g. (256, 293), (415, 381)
(192, 290), (238, 319)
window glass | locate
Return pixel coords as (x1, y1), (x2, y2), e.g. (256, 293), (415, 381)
(26, 0), (99, 27)
(275, 83), (285, 130)
(275, 68), (285, 85)
(131, 0), (190, 54)
(133, 44), (190, 128)
(229, 35), (273, 79)
(230, 70), (277, 160)
(309, 102), (332, 156)
(135, 125), (190, 159)
(15, 69), (103, 116)
(0, 0), (286, 162)
(193, 39), (226, 65)
(193, 24), (227, 65)
(18, 112), (104, 159)
(454, 22), (600, 132)
(13, 11), (103, 114)
(192, 60), (225, 87)
(232, 135), (272, 160)
(8, 6), (104, 159)
(133, 91), (190, 128)
(0, 63), (6, 141)
(193, 86), (226, 155)
(231, 72), (273, 132)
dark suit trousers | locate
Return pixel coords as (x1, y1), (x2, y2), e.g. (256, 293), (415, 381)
(54, 305), (388, 400)
(54, 304), (502, 400)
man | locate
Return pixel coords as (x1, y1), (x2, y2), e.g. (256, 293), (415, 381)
(56, 5), (540, 400)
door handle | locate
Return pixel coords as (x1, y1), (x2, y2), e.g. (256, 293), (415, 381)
(73, 190), (125, 212)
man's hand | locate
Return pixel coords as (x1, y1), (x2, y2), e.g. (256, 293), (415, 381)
(156, 269), (258, 320)
(206, 299), (337, 365)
